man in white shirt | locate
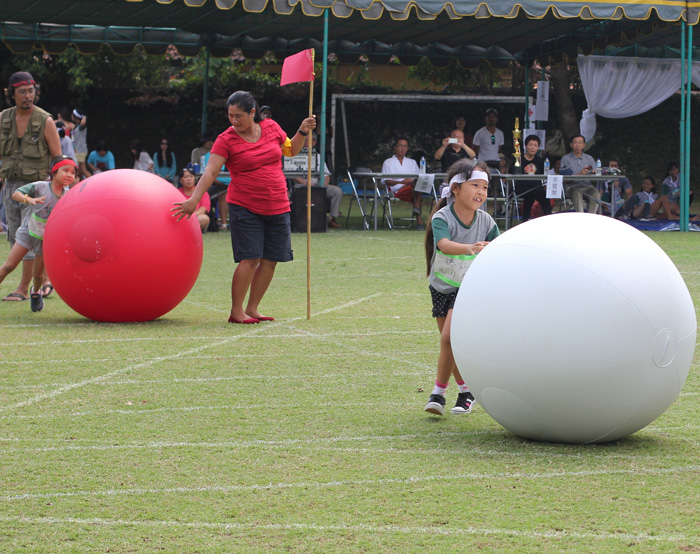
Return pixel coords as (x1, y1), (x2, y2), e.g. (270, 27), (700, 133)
(293, 133), (344, 228)
(560, 134), (600, 213)
(381, 137), (424, 229)
(472, 108), (504, 168)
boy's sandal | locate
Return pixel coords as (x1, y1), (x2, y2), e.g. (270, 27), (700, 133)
(2, 292), (29, 302)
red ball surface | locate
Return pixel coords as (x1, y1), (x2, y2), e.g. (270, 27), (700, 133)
(44, 169), (203, 322)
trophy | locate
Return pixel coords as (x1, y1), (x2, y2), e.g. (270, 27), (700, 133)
(513, 117), (522, 168)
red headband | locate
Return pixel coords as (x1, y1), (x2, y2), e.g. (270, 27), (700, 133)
(11, 80), (35, 88)
(52, 158), (77, 173)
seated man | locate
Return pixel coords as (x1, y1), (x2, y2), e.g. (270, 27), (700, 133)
(600, 157), (632, 217)
(560, 135), (600, 213)
(86, 140), (115, 173)
(381, 136), (424, 230)
(434, 129), (475, 173)
(513, 134), (552, 222)
(293, 133), (344, 228)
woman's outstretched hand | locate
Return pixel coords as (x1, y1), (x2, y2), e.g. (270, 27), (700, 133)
(171, 198), (197, 221)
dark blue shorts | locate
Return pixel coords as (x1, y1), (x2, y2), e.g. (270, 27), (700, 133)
(229, 203), (293, 263)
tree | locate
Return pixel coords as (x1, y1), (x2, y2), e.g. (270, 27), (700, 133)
(549, 63), (579, 144)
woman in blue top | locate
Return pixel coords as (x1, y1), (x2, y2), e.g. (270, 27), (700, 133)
(154, 137), (176, 184)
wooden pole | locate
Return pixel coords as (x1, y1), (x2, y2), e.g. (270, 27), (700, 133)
(306, 51), (315, 319)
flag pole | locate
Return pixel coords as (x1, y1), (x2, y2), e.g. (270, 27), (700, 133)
(306, 50), (315, 320)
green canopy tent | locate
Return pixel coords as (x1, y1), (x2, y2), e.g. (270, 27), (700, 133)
(2, 0), (698, 227)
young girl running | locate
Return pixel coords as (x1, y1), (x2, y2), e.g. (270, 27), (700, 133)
(0, 156), (76, 312)
(423, 159), (500, 416)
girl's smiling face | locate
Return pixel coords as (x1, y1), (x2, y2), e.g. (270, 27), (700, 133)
(453, 179), (488, 211)
(53, 165), (76, 188)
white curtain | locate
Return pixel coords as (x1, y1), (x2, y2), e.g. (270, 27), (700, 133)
(578, 55), (682, 141)
(691, 63), (700, 88)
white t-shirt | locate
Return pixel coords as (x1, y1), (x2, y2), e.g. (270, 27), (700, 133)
(473, 126), (504, 162)
(381, 155), (420, 193)
(134, 151), (154, 172)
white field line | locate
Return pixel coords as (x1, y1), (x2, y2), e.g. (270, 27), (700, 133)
(0, 435), (681, 464)
(0, 400), (413, 419)
(0, 515), (689, 543)
(285, 322), (435, 372)
(0, 428), (686, 455)
(0, 349), (431, 369)
(0, 291), (425, 330)
(0, 328), (432, 349)
(1, 294), (383, 412)
(3, 464), (699, 507)
(2, 431), (490, 452)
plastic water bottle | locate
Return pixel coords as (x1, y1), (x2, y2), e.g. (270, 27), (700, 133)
(595, 158), (602, 176)
(200, 154), (207, 171)
(544, 157), (550, 174)
(420, 156), (426, 174)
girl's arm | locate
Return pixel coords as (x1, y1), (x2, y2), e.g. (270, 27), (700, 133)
(436, 237), (489, 256)
(11, 187), (44, 206)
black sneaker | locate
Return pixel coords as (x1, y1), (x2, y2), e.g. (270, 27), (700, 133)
(424, 394), (446, 415)
(450, 391), (475, 415)
(30, 288), (44, 312)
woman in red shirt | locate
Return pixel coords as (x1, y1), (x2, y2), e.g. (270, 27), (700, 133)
(178, 167), (211, 232)
(172, 91), (316, 324)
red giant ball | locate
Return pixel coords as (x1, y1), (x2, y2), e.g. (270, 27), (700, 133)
(44, 169), (203, 322)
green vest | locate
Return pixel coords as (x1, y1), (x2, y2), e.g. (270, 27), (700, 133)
(0, 106), (51, 181)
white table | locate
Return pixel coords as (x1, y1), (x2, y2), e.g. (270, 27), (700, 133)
(350, 172), (445, 230)
(500, 173), (627, 230)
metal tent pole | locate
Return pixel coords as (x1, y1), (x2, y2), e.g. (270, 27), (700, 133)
(680, 21), (687, 231)
(201, 43), (210, 136)
(318, 10), (329, 189)
(682, 24), (693, 232)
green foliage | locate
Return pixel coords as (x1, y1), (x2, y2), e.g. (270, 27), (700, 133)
(7, 45), (172, 106)
(408, 58), (505, 93)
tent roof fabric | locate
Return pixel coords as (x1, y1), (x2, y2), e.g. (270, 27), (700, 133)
(0, 0), (697, 66)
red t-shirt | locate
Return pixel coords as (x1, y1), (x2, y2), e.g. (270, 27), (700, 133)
(211, 119), (289, 215)
(179, 188), (211, 213)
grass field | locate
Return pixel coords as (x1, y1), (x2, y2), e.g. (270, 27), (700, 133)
(1, 204), (699, 553)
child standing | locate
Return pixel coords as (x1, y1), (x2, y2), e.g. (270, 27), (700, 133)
(0, 156), (76, 312)
(423, 159), (499, 416)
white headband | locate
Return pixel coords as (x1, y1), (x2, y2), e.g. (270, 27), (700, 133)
(448, 169), (489, 188)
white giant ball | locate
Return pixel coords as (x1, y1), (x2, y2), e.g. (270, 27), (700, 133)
(451, 213), (696, 444)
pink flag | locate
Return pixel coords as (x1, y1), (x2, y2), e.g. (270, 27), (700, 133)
(280, 49), (315, 86)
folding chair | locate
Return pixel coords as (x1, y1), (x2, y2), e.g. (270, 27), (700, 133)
(345, 167), (379, 230)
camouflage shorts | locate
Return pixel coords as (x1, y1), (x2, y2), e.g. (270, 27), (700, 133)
(2, 178), (35, 260)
